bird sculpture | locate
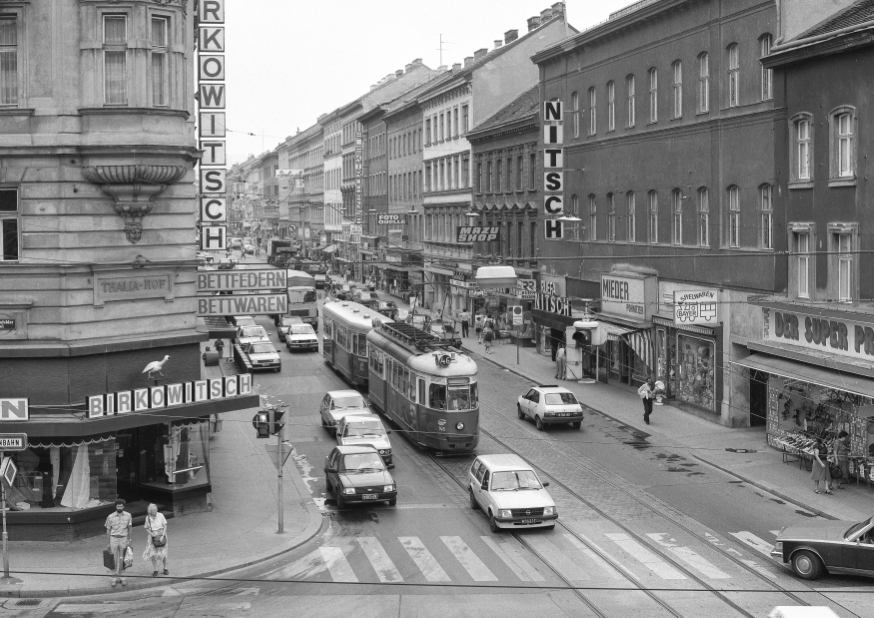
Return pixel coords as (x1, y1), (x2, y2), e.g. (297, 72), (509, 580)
(143, 355), (170, 380)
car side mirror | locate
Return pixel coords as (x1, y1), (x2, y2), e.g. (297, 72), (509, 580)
(543, 482), (550, 487)
(386, 429), (392, 434)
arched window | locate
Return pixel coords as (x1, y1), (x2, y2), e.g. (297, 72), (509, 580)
(626, 75), (635, 127)
(588, 87), (597, 135)
(588, 194), (597, 240)
(672, 188), (683, 245)
(648, 191), (658, 243)
(759, 34), (773, 101)
(727, 44), (739, 107)
(830, 106), (856, 179)
(607, 81), (615, 131)
(607, 193), (616, 241)
(728, 185), (740, 247)
(791, 113), (813, 181)
(697, 187), (709, 247)
(648, 68), (658, 122)
(571, 91), (580, 138)
(760, 184), (773, 249)
(671, 61), (682, 118)
(626, 191), (636, 242)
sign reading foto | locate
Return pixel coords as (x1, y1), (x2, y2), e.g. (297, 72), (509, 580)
(378, 213), (404, 226)
(674, 290), (718, 325)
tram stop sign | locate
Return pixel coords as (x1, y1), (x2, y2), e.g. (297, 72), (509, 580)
(511, 305), (523, 326)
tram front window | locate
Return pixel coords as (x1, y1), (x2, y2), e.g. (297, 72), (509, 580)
(447, 387), (471, 411)
(429, 384), (446, 410)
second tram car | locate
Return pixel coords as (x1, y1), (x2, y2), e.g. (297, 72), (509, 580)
(367, 321), (479, 452)
(322, 301), (392, 387)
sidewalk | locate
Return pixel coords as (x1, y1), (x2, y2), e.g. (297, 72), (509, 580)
(1, 348), (324, 598)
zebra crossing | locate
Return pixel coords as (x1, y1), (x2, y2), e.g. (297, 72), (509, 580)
(264, 528), (784, 586)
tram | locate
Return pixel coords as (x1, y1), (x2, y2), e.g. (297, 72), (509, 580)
(322, 300), (393, 387)
(366, 321), (479, 452)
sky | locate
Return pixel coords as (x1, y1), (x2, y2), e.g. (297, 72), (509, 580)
(223, 0), (632, 166)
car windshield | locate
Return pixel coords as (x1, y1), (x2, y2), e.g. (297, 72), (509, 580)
(544, 392), (579, 405)
(332, 396), (367, 409)
(341, 453), (385, 472)
(250, 343), (275, 354)
(845, 517), (873, 539)
(240, 326), (265, 337)
(290, 325), (315, 335)
(281, 318), (300, 326)
(490, 470), (543, 491)
(345, 420), (386, 437)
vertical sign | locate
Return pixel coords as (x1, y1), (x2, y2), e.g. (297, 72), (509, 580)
(543, 100), (564, 240)
(354, 130), (363, 227)
(198, 0), (227, 249)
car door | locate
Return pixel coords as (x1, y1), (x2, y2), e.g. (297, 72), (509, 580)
(528, 390), (541, 419)
(325, 450), (339, 491)
(521, 389), (536, 417)
(320, 395), (330, 424)
(478, 468), (493, 512)
(842, 525), (874, 572)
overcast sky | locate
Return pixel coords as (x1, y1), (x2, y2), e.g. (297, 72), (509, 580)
(223, 0), (631, 165)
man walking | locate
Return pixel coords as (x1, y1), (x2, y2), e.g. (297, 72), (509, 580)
(105, 498), (132, 587)
(214, 338), (225, 360)
(459, 309), (470, 338)
(638, 377), (655, 425)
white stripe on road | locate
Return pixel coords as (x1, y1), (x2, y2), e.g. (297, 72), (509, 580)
(481, 536), (546, 582)
(321, 546), (358, 582)
(646, 533), (731, 579)
(729, 531), (775, 558)
(525, 535), (591, 580)
(440, 536), (498, 581)
(399, 536), (450, 582)
(563, 534), (626, 580)
(357, 537), (403, 583)
(769, 530), (781, 537)
(604, 532), (686, 580)
(263, 548), (327, 580)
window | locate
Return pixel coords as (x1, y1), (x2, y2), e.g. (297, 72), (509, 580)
(607, 193), (616, 241)
(588, 87), (596, 135)
(462, 155), (469, 188)
(515, 156), (522, 190)
(0, 189), (19, 260)
(588, 194), (597, 240)
(832, 109), (855, 179)
(698, 53), (709, 113)
(453, 107), (459, 138)
(626, 191), (636, 242)
(572, 91), (580, 138)
(836, 232), (853, 302)
(728, 185), (740, 248)
(505, 157), (512, 192)
(698, 187), (709, 247)
(648, 68), (658, 122)
(760, 35), (772, 101)
(425, 119), (431, 146)
(103, 15), (128, 105)
(672, 189), (683, 245)
(496, 159), (503, 193)
(475, 161), (481, 193)
(671, 61), (682, 118)
(607, 81), (615, 131)
(797, 232), (810, 298)
(461, 104), (469, 134)
(793, 115), (812, 181)
(528, 153), (536, 190)
(486, 161), (493, 192)
(648, 191), (658, 243)
(760, 184), (772, 249)
(727, 44), (739, 108)
(150, 17), (168, 106)
(0, 17), (19, 106)
(626, 75), (635, 127)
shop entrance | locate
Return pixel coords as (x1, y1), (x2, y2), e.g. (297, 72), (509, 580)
(749, 369), (768, 427)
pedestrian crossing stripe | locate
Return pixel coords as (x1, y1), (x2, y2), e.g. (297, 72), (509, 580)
(729, 531), (774, 558)
(646, 533), (731, 579)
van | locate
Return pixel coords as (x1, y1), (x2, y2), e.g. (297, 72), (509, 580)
(468, 453), (557, 533)
(336, 414), (393, 467)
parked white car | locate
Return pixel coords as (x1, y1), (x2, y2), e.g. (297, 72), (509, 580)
(517, 385), (585, 430)
(468, 454), (557, 532)
(336, 414), (393, 467)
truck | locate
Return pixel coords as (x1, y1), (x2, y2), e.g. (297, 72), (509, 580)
(266, 239), (293, 265)
(272, 269), (319, 330)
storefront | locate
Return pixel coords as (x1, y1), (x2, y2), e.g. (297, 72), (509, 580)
(735, 302), (874, 482)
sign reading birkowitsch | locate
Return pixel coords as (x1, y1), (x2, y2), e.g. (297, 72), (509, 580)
(87, 374), (253, 419)
(0, 399), (29, 421)
(457, 226), (499, 243)
(196, 269), (287, 292)
(674, 290), (718, 325)
(197, 294), (287, 316)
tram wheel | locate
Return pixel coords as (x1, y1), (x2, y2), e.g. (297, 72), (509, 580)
(535, 416), (545, 431)
(517, 404), (525, 420)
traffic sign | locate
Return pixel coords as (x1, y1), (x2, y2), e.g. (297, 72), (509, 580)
(0, 434), (27, 451)
(265, 442), (294, 469)
(0, 457), (16, 485)
(511, 305), (523, 326)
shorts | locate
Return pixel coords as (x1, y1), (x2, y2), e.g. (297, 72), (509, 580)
(475, 327), (482, 333)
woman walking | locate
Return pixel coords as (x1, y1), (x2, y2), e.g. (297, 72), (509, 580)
(483, 324), (494, 354)
(143, 503), (169, 576)
(810, 438), (832, 495)
(832, 430), (850, 490)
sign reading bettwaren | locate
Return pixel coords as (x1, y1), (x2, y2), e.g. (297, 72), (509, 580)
(87, 374), (253, 419)
(197, 294), (287, 316)
(762, 307), (874, 362)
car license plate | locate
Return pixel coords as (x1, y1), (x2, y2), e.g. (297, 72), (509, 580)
(362, 494), (377, 500)
(520, 518), (537, 524)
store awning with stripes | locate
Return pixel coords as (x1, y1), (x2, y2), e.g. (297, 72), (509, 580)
(624, 329), (655, 371)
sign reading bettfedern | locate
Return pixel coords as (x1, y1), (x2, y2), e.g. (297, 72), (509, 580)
(196, 269), (287, 292)
(197, 294), (288, 316)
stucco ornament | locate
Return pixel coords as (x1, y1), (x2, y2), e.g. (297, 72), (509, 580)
(82, 165), (186, 244)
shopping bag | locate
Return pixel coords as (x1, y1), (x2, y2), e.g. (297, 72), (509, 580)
(103, 549), (116, 571)
(123, 546), (133, 570)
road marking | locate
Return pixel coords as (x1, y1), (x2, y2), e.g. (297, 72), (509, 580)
(563, 534), (625, 580)
(399, 536), (450, 582)
(769, 530), (781, 537)
(739, 558), (778, 580)
(263, 548), (327, 580)
(729, 531), (774, 558)
(321, 545), (358, 582)
(524, 535), (591, 580)
(440, 536), (498, 581)
(356, 537), (402, 582)
(604, 532), (686, 580)
(481, 536), (546, 582)
(646, 533), (731, 579)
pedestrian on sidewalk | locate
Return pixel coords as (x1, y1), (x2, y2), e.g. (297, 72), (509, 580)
(105, 499), (132, 587)
(143, 503), (169, 577)
(214, 338), (225, 359)
(459, 309), (470, 338)
(832, 430), (850, 490)
(483, 325), (494, 354)
(811, 438), (832, 494)
(555, 344), (566, 380)
(638, 377), (655, 425)
(475, 314), (484, 343)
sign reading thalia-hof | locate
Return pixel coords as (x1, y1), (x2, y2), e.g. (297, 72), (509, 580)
(87, 374), (253, 419)
(543, 99), (564, 240)
(674, 290), (718, 325)
(197, 294), (288, 316)
(457, 226), (500, 243)
(600, 272), (657, 321)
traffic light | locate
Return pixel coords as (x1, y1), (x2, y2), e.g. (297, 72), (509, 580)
(253, 411), (270, 439)
(268, 408), (285, 436)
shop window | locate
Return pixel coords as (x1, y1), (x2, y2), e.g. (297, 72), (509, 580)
(0, 188), (19, 261)
(0, 15), (19, 106)
(103, 14), (128, 105)
(2, 438), (117, 512)
(675, 334), (715, 411)
(135, 421), (210, 492)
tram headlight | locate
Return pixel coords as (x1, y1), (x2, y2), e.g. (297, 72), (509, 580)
(456, 421), (465, 431)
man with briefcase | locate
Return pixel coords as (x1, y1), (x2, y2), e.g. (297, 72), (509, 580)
(105, 498), (132, 587)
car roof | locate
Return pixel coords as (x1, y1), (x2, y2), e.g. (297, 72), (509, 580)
(476, 454), (536, 472)
(340, 414), (382, 424)
(533, 385), (573, 393)
(333, 444), (380, 455)
(327, 390), (366, 399)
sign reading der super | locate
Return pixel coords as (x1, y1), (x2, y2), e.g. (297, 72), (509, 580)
(87, 374), (253, 419)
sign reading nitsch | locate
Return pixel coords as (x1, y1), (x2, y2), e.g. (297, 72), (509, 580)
(543, 99), (564, 240)
(457, 226), (499, 243)
(0, 399), (28, 421)
(0, 434), (27, 450)
(87, 374), (252, 419)
(197, 269), (287, 292)
(197, 294), (288, 316)
(674, 290), (718, 325)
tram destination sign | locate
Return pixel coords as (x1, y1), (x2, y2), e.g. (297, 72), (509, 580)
(0, 433), (28, 451)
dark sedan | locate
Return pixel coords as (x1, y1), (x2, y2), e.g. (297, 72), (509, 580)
(771, 515), (874, 580)
(324, 445), (397, 508)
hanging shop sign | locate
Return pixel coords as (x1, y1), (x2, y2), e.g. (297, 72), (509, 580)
(762, 307), (874, 361)
(197, 294), (288, 316)
(355, 131), (363, 226)
(378, 214), (405, 226)
(0, 399), (29, 421)
(196, 269), (287, 292)
(673, 290), (718, 325)
(600, 273), (657, 320)
(87, 374), (253, 419)
(457, 226), (499, 243)
(543, 100), (564, 240)
(513, 280), (536, 300)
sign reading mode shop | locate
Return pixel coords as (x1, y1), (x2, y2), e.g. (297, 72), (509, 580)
(762, 307), (874, 361)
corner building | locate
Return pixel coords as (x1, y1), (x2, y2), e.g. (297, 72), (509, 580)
(0, 0), (258, 540)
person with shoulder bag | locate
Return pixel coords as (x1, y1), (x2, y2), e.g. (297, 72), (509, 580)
(143, 503), (169, 576)
(810, 438), (832, 494)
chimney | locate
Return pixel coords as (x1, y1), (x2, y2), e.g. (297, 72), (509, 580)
(438, 64), (448, 70)
(527, 16), (541, 31)
(395, 69), (404, 77)
(540, 8), (553, 22)
(474, 48), (488, 59)
(405, 63), (414, 72)
(452, 62), (461, 71)
(464, 56), (474, 67)
(552, 2), (565, 18)
(494, 39), (502, 49)
(504, 29), (519, 43)
(411, 57), (423, 65)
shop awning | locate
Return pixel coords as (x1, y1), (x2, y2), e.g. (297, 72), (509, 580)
(626, 329), (655, 371)
(732, 354), (874, 399)
(600, 322), (636, 342)
(321, 245), (337, 254)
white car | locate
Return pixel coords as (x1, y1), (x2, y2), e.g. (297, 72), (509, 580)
(468, 454), (557, 532)
(241, 340), (281, 372)
(517, 385), (585, 431)
(336, 414), (393, 467)
(319, 390), (373, 435)
(236, 325), (270, 346)
(285, 324), (319, 351)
